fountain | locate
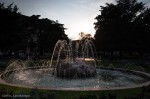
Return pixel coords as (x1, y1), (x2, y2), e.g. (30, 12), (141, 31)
(50, 39), (97, 78)
(0, 39), (150, 90)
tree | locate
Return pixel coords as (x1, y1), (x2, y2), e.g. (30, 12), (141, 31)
(133, 8), (150, 50)
(94, 0), (150, 51)
(24, 16), (68, 54)
(79, 32), (92, 40)
(0, 2), (22, 51)
(0, 2), (68, 57)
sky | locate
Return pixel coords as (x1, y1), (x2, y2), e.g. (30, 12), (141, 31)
(0, 0), (150, 40)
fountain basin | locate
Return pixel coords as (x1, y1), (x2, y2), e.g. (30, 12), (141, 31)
(0, 67), (150, 91)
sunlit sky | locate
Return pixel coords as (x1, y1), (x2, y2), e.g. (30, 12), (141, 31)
(0, 0), (150, 40)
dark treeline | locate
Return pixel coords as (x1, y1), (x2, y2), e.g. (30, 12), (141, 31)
(0, 3), (68, 58)
(94, 0), (150, 58)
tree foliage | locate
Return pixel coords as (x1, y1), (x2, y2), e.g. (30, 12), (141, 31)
(94, 0), (150, 51)
(0, 3), (68, 54)
(79, 32), (92, 40)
